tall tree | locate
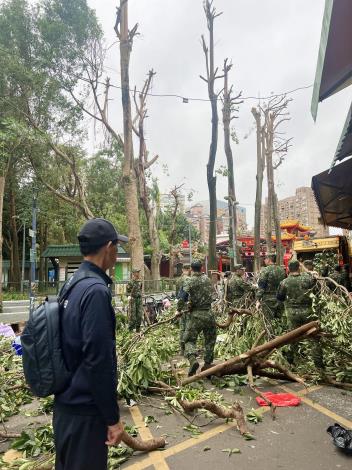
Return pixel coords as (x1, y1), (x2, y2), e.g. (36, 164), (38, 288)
(221, 59), (242, 269)
(261, 96), (292, 265)
(114, 0), (144, 274)
(133, 70), (161, 282)
(252, 107), (265, 271)
(200, 0), (223, 272)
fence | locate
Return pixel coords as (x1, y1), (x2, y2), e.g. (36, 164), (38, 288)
(1, 278), (178, 299)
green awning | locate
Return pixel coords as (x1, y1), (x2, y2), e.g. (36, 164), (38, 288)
(42, 244), (128, 258)
(311, 158), (352, 229)
(331, 102), (352, 167)
(311, 0), (352, 120)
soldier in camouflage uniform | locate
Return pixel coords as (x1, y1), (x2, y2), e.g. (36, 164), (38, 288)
(226, 264), (254, 309)
(182, 260), (217, 376)
(256, 254), (286, 322)
(126, 269), (143, 332)
(277, 260), (323, 369)
(175, 264), (191, 355)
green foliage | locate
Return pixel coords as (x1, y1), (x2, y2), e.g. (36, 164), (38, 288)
(117, 323), (179, 399)
(246, 409), (263, 424)
(313, 251), (338, 276)
(11, 425), (54, 458)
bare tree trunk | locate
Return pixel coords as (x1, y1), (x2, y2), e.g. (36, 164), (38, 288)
(9, 177), (21, 286)
(0, 176), (4, 311)
(168, 187), (180, 278)
(222, 60), (241, 269)
(272, 192), (283, 265)
(265, 146), (273, 254)
(201, 1), (223, 272)
(133, 71), (161, 283)
(261, 96), (292, 266)
(118, 1), (144, 273)
(252, 107), (264, 272)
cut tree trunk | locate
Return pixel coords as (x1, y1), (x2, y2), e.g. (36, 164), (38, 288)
(9, 177), (21, 285)
(222, 61), (239, 270)
(252, 108), (264, 272)
(0, 176), (4, 312)
(119, 1), (144, 274)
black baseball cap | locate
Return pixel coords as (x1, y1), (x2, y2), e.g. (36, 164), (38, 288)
(78, 218), (128, 248)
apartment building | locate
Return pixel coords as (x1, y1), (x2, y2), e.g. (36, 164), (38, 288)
(261, 187), (329, 238)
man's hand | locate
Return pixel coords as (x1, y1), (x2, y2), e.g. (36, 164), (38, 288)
(255, 300), (260, 310)
(106, 421), (124, 446)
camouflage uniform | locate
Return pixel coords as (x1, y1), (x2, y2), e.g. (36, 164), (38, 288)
(256, 264), (286, 320)
(126, 278), (143, 332)
(277, 272), (323, 368)
(183, 273), (217, 370)
(226, 272), (254, 309)
(175, 274), (190, 355)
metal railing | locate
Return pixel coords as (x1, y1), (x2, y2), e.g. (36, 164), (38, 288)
(1, 278), (178, 298)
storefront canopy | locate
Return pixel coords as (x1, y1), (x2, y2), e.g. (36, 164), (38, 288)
(331, 101), (352, 166)
(311, 158), (352, 229)
(311, 0), (352, 120)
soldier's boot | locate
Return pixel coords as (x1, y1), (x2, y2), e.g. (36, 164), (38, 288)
(188, 358), (200, 377)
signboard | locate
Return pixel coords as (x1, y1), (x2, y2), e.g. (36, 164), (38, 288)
(293, 237), (339, 253)
(29, 229), (35, 238)
(29, 249), (36, 262)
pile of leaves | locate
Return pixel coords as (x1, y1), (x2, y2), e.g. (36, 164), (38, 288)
(117, 315), (179, 399)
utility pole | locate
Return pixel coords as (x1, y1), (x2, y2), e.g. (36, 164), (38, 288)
(21, 220), (25, 293)
(189, 224), (192, 264)
(30, 194), (37, 311)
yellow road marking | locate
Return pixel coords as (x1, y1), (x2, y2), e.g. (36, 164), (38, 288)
(280, 385), (352, 429)
(123, 384), (332, 470)
(128, 406), (170, 470)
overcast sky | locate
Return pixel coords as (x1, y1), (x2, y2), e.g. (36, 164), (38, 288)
(87, 0), (352, 228)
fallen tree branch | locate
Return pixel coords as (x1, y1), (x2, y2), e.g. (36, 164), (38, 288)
(182, 321), (320, 385)
(216, 308), (253, 329)
(0, 431), (21, 439)
(122, 431), (165, 451)
(0, 430), (165, 452)
(247, 364), (276, 419)
(152, 381), (248, 435)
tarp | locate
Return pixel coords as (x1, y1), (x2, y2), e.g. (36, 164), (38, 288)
(311, 158), (352, 229)
(311, 0), (352, 120)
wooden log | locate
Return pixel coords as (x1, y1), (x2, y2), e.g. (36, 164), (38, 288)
(122, 431), (165, 451)
(181, 321), (319, 385)
(0, 429), (165, 452)
(152, 381), (248, 435)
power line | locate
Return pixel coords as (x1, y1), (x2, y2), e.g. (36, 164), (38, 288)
(0, 44), (313, 103)
(105, 81), (313, 103)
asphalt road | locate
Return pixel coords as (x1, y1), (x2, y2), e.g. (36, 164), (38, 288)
(1, 378), (351, 469)
(119, 380), (352, 470)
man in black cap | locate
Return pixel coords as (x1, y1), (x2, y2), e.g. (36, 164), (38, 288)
(53, 218), (128, 470)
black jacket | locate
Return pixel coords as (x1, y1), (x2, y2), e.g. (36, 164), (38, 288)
(55, 261), (119, 425)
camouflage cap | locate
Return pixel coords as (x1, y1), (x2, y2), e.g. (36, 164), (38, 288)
(288, 260), (300, 271)
(234, 263), (245, 270)
(132, 268), (141, 273)
(303, 260), (313, 268)
(191, 260), (202, 270)
(183, 263), (191, 269)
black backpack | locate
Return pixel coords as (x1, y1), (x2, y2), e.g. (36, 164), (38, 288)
(21, 270), (105, 397)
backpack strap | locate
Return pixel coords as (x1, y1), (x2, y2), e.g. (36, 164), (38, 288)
(58, 270), (106, 304)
